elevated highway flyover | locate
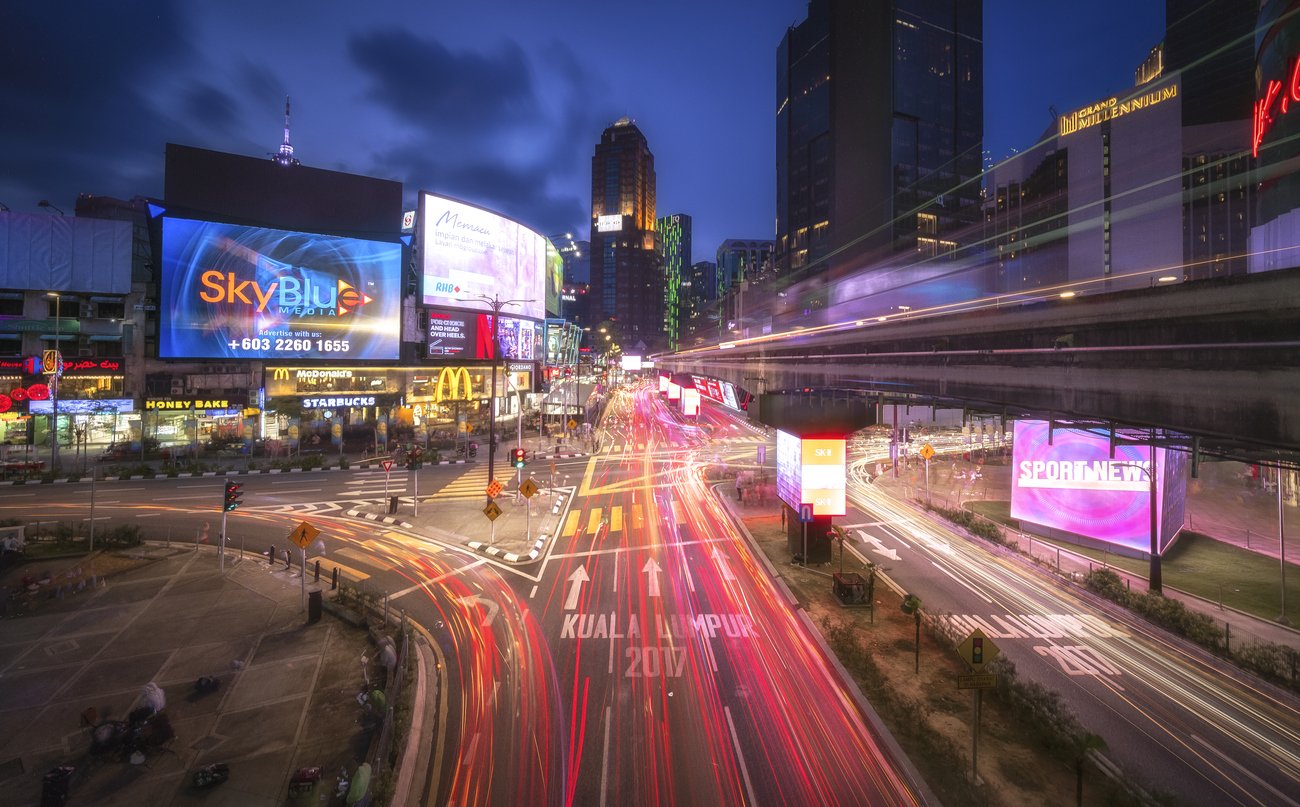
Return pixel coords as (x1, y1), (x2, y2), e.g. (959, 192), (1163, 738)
(656, 266), (1300, 465)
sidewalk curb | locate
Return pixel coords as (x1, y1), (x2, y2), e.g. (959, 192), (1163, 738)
(343, 507), (415, 529)
(0, 457), (478, 487)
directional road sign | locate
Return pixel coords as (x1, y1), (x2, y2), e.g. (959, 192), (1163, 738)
(519, 478), (539, 499)
(919, 443), (936, 461)
(483, 501), (503, 521)
(798, 503), (814, 523)
(289, 520), (320, 550)
(956, 628), (1000, 672)
(485, 479), (503, 499)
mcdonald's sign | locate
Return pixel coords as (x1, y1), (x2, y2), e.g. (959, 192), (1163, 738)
(434, 367), (475, 403)
(272, 367), (290, 381)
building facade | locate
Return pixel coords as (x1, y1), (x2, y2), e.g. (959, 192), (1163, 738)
(589, 118), (662, 351)
(656, 214), (691, 351)
(775, 0), (983, 280)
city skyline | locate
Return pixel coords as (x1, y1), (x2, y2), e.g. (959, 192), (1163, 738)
(2, 2), (1162, 263)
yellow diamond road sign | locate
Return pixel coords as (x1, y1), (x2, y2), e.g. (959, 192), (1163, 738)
(485, 479), (503, 498)
(519, 478), (539, 499)
(956, 628), (1000, 672)
(919, 443), (936, 461)
(483, 501), (503, 521)
(289, 520), (320, 550)
(568, 418), (578, 430)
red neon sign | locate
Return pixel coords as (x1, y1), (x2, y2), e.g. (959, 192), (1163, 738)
(1253, 52), (1300, 158)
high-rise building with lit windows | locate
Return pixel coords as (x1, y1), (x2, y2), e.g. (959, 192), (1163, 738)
(775, 0), (983, 279)
(589, 118), (661, 351)
(656, 214), (691, 352)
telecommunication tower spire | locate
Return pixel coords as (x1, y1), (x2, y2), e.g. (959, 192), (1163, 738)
(273, 96), (300, 166)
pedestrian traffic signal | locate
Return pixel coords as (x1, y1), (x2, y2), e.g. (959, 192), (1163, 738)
(512, 448), (526, 469)
(223, 481), (243, 512)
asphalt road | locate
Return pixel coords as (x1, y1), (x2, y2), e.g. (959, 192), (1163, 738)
(10, 384), (1298, 805)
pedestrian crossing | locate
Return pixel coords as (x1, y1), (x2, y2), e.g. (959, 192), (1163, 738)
(559, 500), (678, 537)
(600, 436), (759, 454)
(342, 469), (407, 498)
(426, 467), (493, 501)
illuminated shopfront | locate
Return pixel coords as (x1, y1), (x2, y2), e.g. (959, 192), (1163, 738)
(0, 358), (132, 455)
(142, 396), (246, 454)
(266, 367), (406, 452)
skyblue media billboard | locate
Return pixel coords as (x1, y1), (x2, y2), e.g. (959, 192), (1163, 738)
(159, 217), (401, 360)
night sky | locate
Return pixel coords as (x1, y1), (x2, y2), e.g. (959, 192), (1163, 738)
(0, 1), (1163, 264)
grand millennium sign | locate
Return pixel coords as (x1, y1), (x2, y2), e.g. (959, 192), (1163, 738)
(1059, 83), (1178, 137)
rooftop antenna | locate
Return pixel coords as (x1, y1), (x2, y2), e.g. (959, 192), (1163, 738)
(273, 96), (300, 166)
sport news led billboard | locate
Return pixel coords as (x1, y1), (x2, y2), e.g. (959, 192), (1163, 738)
(776, 430), (846, 516)
(1010, 421), (1186, 554)
(419, 193), (545, 321)
(159, 217), (400, 361)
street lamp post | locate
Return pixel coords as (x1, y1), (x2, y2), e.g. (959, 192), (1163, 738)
(459, 294), (533, 502)
(48, 292), (62, 474)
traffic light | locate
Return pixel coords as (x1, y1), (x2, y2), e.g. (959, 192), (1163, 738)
(223, 481), (243, 512)
(512, 448), (526, 469)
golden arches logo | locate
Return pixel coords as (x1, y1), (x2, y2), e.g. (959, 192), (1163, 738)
(272, 368), (290, 381)
(434, 367), (474, 402)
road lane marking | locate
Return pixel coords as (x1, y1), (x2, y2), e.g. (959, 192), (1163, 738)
(562, 509), (581, 537)
(260, 488), (321, 495)
(1191, 734), (1299, 806)
(335, 546), (393, 571)
(931, 560), (993, 604)
(600, 706), (613, 807)
(308, 556), (371, 582)
(391, 558), (486, 599)
(586, 508), (603, 535)
(630, 504), (644, 530)
(178, 484), (221, 489)
(609, 506), (623, 533)
(724, 707), (758, 807)
(135, 513), (160, 518)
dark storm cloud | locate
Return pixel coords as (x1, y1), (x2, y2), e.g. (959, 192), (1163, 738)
(182, 83), (241, 133)
(0, 2), (193, 205)
(349, 29), (540, 132)
(354, 30), (616, 237)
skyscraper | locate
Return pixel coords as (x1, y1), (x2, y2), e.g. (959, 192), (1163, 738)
(656, 214), (691, 352)
(775, 0), (983, 279)
(589, 118), (661, 351)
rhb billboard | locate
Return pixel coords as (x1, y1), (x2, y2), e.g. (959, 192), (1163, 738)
(159, 217), (400, 360)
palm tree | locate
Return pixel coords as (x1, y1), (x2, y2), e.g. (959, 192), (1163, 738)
(1071, 732), (1108, 806)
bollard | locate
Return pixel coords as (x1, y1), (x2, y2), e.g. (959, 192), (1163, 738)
(268, 545), (276, 566)
(314, 560), (321, 582)
(284, 549), (291, 569)
(332, 566), (339, 590)
(1225, 622), (1231, 653)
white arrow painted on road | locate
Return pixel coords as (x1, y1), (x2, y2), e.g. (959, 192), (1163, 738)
(456, 595), (501, 627)
(856, 530), (900, 561)
(642, 557), (663, 598)
(710, 547), (736, 581)
(564, 565), (590, 610)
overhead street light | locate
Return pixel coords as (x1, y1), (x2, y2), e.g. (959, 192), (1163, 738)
(37, 200), (64, 215)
